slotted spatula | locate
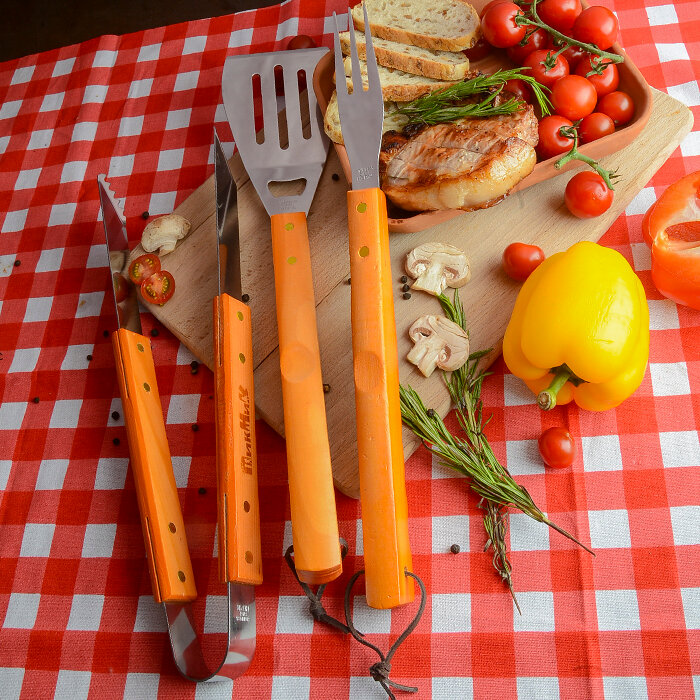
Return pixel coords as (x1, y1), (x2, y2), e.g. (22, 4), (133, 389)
(222, 49), (342, 585)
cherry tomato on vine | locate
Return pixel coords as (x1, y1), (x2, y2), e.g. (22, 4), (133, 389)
(578, 112), (615, 144)
(504, 78), (532, 103)
(286, 34), (316, 50)
(502, 242), (545, 281)
(572, 6), (619, 50)
(565, 171), (614, 218)
(463, 36), (492, 62)
(480, 0), (510, 17)
(537, 0), (582, 32)
(598, 90), (634, 126)
(547, 37), (588, 70)
(522, 49), (569, 88)
(128, 253), (160, 286)
(113, 272), (129, 304)
(575, 55), (619, 96)
(481, 2), (526, 49)
(506, 28), (548, 64)
(140, 270), (175, 305)
(538, 427), (576, 469)
(537, 114), (574, 160)
(551, 74), (597, 120)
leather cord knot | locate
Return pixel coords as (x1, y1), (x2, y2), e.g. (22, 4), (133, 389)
(370, 660), (392, 682)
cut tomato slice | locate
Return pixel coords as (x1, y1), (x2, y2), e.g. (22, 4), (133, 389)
(140, 270), (175, 305)
(112, 272), (129, 304)
(128, 253), (160, 285)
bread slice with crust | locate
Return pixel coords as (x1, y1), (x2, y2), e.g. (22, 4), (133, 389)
(339, 31), (471, 81)
(342, 56), (458, 102)
(351, 0), (481, 52)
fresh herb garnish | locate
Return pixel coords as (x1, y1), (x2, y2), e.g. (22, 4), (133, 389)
(396, 68), (552, 127)
(400, 289), (594, 609)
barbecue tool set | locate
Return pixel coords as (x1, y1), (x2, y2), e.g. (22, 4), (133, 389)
(97, 9), (416, 680)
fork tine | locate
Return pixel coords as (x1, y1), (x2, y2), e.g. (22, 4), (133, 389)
(347, 12), (364, 93)
(332, 13), (348, 98)
(362, 4), (381, 96)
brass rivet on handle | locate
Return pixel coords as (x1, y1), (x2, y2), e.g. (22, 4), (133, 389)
(237, 311), (244, 321)
(284, 222), (294, 231)
(356, 202), (367, 213)
(239, 353), (245, 363)
(168, 522), (176, 533)
(178, 571), (186, 582)
(243, 500), (250, 513)
(245, 551), (253, 563)
(287, 256), (297, 265)
(359, 246), (369, 258)
(136, 343), (145, 353)
(143, 382), (151, 392)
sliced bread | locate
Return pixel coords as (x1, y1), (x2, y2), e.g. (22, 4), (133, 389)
(339, 31), (471, 81)
(351, 0), (481, 53)
(342, 56), (457, 102)
(324, 90), (409, 145)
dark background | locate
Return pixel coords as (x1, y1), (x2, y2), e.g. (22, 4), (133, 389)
(0, 0), (277, 63)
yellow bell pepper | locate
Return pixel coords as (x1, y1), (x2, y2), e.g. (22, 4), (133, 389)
(503, 241), (649, 412)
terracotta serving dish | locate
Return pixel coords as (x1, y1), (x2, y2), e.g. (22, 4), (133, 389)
(312, 1), (653, 234)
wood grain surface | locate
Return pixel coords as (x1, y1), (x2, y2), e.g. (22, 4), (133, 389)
(131, 87), (692, 498)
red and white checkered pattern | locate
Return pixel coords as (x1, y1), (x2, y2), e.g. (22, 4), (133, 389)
(0, 0), (698, 698)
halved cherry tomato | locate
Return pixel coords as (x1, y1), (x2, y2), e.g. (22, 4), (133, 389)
(481, 2), (526, 49)
(538, 427), (576, 469)
(113, 272), (129, 304)
(598, 91), (634, 126)
(565, 171), (614, 218)
(575, 56), (619, 96)
(463, 36), (492, 62)
(286, 34), (316, 50)
(140, 270), (175, 305)
(506, 28), (548, 64)
(551, 74), (597, 120)
(537, 0), (582, 32)
(578, 112), (615, 143)
(572, 6), (618, 50)
(522, 49), (569, 88)
(502, 242), (545, 281)
(504, 78), (532, 103)
(537, 115), (574, 160)
(128, 253), (160, 285)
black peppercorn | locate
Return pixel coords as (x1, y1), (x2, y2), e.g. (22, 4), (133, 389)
(191, 424), (199, 432)
(14, 259), (21, 267)
(113, 437), (120, 446)
(86, 354), (93, 361)
(427, 408), (436, 418)
(332, 173), (340, 181)
(346, 278), (351, 285)
(103, 330), (109, 338)
(150, 328), (159, 337)
(323, 383), (331, 393)
(141, 211), (150, 219)
(32, 396), (40, 404)
(450, 544), (461, 554)
(111, 411), (120, 421)
(402, 284), (410, 292)
(403, 292), (411, 300)
(198, 487), (207, 495)
(241, 293), (250, 303)
(400, 275), (408, 283)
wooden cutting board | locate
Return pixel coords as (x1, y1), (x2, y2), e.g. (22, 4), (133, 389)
(130, 87), (691, 499)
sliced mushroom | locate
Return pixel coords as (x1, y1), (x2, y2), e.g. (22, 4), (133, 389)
(141, 214), (191, 256)
(405, 242), (471, 297)
(407, 314), (470, 378)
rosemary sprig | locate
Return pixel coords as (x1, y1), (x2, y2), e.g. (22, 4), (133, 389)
(396, 69), (552, 127)
(555, 125), (621, 190)
(400, 291), (594, 605)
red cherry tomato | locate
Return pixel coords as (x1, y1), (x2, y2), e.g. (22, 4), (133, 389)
(551, 74), (597, 120)
(113, 272), (129, 303)
(504, 78), (532, 103)
(537, 115), (574, 160)
(286, 34), (316, 50)
(575, 56), (619, 96)
(572, 6), (619, 50)
(598, 90), (634, 126)
(565, 171), (614, 218)
(578, 112), (615, 144)
(481, 2), (527, 49)
(463, 36), (492, 62)
(506, 28), (548, 64)
(140, 270), (175, 305)
(538, 427), (576, 469)
(502, 242), (546, 281)
(522, 49), (569, 88)
(537, 0), (582, 32)
(480, 0), (510, 17)
(128, 253), (160, 286)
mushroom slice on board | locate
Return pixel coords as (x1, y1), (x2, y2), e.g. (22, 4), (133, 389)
(407, 314), (470, 378)
(141, 214), (192, 257)
(405, 242), (471, 296)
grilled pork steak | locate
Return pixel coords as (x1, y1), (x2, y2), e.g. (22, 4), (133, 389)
(379, 103), (539, 212)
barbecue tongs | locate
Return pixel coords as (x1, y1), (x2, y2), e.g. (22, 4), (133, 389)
(96, 130), (261, 681)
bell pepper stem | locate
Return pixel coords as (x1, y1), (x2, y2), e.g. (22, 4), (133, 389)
(537, 367), (572, 410)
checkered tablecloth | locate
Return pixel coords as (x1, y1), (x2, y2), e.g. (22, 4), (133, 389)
(0, 0), (698, 698)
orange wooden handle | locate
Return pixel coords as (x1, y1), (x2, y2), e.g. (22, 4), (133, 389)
(213, 294), (262, 586)
(112, 328), (196, 604)
(347, 188), (413, 609)
(270, 211), (341, 585)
